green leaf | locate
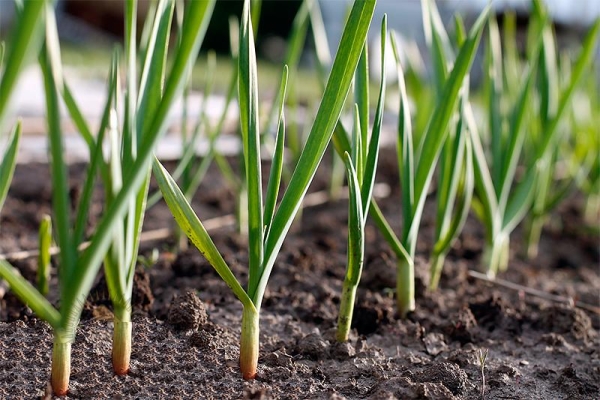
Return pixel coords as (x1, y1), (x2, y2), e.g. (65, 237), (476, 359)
(239, 0), (264, 296)
(537, 19), (599, 160)
(355, 41), (369, 170)
(40, 42), (76, 288)
(391, 32), (414, 241)
(137, 0), (175, 137)
(351, 104), (362, 179)
(61, 0), (216, 327)
(153, 158), (254, 309)
(502, 167), (537, 234)
(343, 152), (365, 285)
(486, 15), (504, 192)
(259, 0), (377, 306)
(72, 52), (118, 246)
(263, 66), (289, 237)
(466, 101), (498, 239)
(361, 15), (387, 217)
(0, 0), (45, 126)
(407, 6), (489, 248)
(497, 61), (537, 213)
(421, 0), (452, 94)
(0, 259), (61, 329)
(0, 122), (21, 213)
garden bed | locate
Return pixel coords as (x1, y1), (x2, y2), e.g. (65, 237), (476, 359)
(0, 149), (598, 399)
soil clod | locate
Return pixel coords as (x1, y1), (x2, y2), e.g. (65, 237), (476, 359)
(167, 291), (208, 331)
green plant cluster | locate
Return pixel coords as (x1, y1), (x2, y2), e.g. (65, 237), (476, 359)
(0, 0), (598, 395)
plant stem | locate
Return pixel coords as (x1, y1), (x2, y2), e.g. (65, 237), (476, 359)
(428, 251), (446, 291)
(239, 305), (259, 380)
(483, 233), (509, 278)
(336, 279), (358, 342)
(525, 215), (545, 259)
(51, 333), (72, 396)
(396, 257), (415, 317)
(112, 306), (132, 375)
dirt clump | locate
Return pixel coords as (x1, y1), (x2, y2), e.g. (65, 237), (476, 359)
(167, 290), (208, 331)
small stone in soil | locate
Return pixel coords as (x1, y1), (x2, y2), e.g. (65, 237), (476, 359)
(167, 291), (208, 331)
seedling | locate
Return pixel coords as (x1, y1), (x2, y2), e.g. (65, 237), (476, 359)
(374, 0), (488, 316)
(0, 0), (215, 394)
(336, 16), (387, 342)
(478, 348), (489, 399)
(468, 4), (600, 277)
(153, 0), (376, 378)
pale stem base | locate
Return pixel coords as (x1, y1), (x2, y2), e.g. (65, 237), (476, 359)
(428, 252), (447, 291)
(240, 306), (259, 380)
(483, 234), (510, 279)
(336, 281), (357, 342)
(51, 337), (71, 396)
(397, 257), (415, 318)
(112, 313), (132, 375)
(525, 215), (545, 259)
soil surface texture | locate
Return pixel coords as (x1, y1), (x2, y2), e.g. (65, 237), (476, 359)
(0, 149), (598, 399)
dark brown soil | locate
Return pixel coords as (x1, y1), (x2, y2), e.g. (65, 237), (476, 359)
(0, 149), (598, 399)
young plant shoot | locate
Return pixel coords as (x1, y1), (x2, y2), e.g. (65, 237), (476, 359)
(153, 0), (376, 379)
(428, 97), (474, 290)
(376, 1), (488, 316)
(469, 7), (599, 277)
(336, 16), (387, 342)
(0, 0), (215, 394)
(418, 4), (475, 291)
(37, 214), (53, 297)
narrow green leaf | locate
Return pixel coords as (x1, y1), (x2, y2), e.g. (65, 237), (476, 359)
(502, 167), (537, 234)
(497, 62), (537, 213)
(408, 6), (489, 247)
(263, 66), (289, 236)
(137, 0), (175, 136)
(351, 104), (362, 181)
(343, 152), (364, 285)
(421, 0), (452, 93)
(486, 15), (504, 192)
(239, 0), (264, 296)
(40, 46), (76, 287)
(153, 158), (254, 309)
(435, 99), (467, 240)
(61, 0), (216, 324)
(391, 32), (414, 239)
(0, 259), (61, 329)
(0, 122), (21, 213)
(453, 14), (466, 47)
(361, 15), (387, 216)
(72, 53), (118, 246)
(260, 0), (377, 306)
(465, 101), (498, 239)
(0, 0), (45, 126)
(355, 41), (369, 168)
(537, 19), (599, 160)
